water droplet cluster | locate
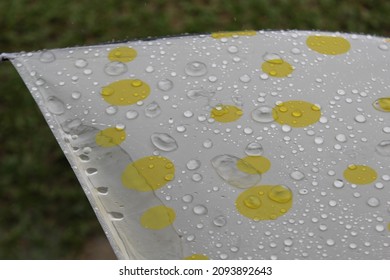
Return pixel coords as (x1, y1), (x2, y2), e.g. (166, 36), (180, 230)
(13, 30), (390, 260)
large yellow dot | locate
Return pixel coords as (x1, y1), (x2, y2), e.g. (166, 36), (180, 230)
(101, 79), (150, 106)
(140, 205), (176, 230)
(306, 35), (350, 55)
(95, 127), (126, 147)
(211, 30), (256, 39)
(184, 254), (209, 260)
(261, 59), (293, 78)
(343, 164), (377, 185)
(272, 100), (321, 127)
(108, 47), (137, 62)
(237, 156), (271, 174)
(122, 156), (175, 192)
(210, 104), (243, 123)
(235, 185), (293, 221)
(387, 223), (390, 232)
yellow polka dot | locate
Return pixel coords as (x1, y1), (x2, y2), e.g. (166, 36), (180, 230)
(306, 35), (350, 55)
(140, 205), (176, 230)
(95, 127), (126, 147)
(387, 223), (390, 231)
(184, 254), (209, 260)
(101, 79), (150, 106)
(237, 156), (271, 174)
(211, 31), (256, 39)
(108, 47), (137, 62)
(373, 97), (390, 112)
(122, 156), (175, 192)
(261, 59), (294, 78)
(211, 105), (243, 123)
(235, 185), (293, 221)
(272, 100), (321, 127)
(343, 164), (377, 185)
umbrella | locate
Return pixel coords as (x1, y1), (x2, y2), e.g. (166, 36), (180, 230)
(2, 30), (390, 259)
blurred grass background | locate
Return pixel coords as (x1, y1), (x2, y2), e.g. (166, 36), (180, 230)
(1, 0), (390, 259)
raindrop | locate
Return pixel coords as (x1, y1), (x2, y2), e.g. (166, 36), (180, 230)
(291, 48), (301, 54)
(39, 50), (56, 63)
(104, 62), (127, 76)
(192, 173), (203, 182)
(186, 235), (195, 242)
(97, 187), (108, 194)
(284, 238), (293, 247)
(299, 189), (308, 195)
(185, 61), (208, 77)
(193, 205), (208, 215)
(71, 91), (81, 100)
(108, 212), (124, 220)
(375, 224), (385, 232)
(145, 101), (161, 118)
(354, 114), (366, 123)
(378, 44), (389, 51)
(75, 59), (88, 68)
(244, 142), (264, 156)
(86, 168), (98, 175)
(251, 106), (274, 123)
(105, 106), (117, 115)
(367, 197), (380, 207)
(211, 154), (261, 189)
(375, 140), (390, 157)
(314, 137), (324, 145)
(335, 134), (347, 143)
(183, 110), (193, 118)
(329, 200), (337, 207)
(145, 66), (154, 73)
(263, 53), (282, 62)
(182, 194), (193, 203)
(47, 96), (65, 115)
(125, 110), (139, 120)
(186, 159), (201, 170)
(282, 125), (292, 133)
(268, 185), (292, 203)
(333, 179), (344, 188)
(150, 133), (178, 152)
(290, 170), (305, 181)
(228, 45), (239, 53)
(157, 79), (174, 91)
(213, 215), (227, 227)
(239, 74), (251, 83)
(186, 88), (214, 99)
(326, 239), (335, 246)
(375, 182), (384, 189)
(203, 139), (213, 149)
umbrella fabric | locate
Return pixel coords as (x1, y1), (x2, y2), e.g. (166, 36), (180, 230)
(4, 30), (390, 259)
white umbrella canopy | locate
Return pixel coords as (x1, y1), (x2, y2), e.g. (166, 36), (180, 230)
(3, 30), (390, 259)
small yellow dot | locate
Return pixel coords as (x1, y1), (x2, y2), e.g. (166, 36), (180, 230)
(95, 127), (126, 147)
(140, 205), (176, 230)
(306, 35), (350, 55)
(211, 30), (256, 39)
(272, 100), (322, 127)
(210, 105), (243, 123)
(184, 254), (209, 260)
(237, 156), (271, 174)
(101, 79), (150, 106)
(261, 59), (294, 78)
(343, 164), (377, 185)
(108, 47), (137, 62)
(122, 156), (175, 192)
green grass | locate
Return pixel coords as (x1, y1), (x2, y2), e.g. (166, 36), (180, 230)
(1, 0), (390, 259)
